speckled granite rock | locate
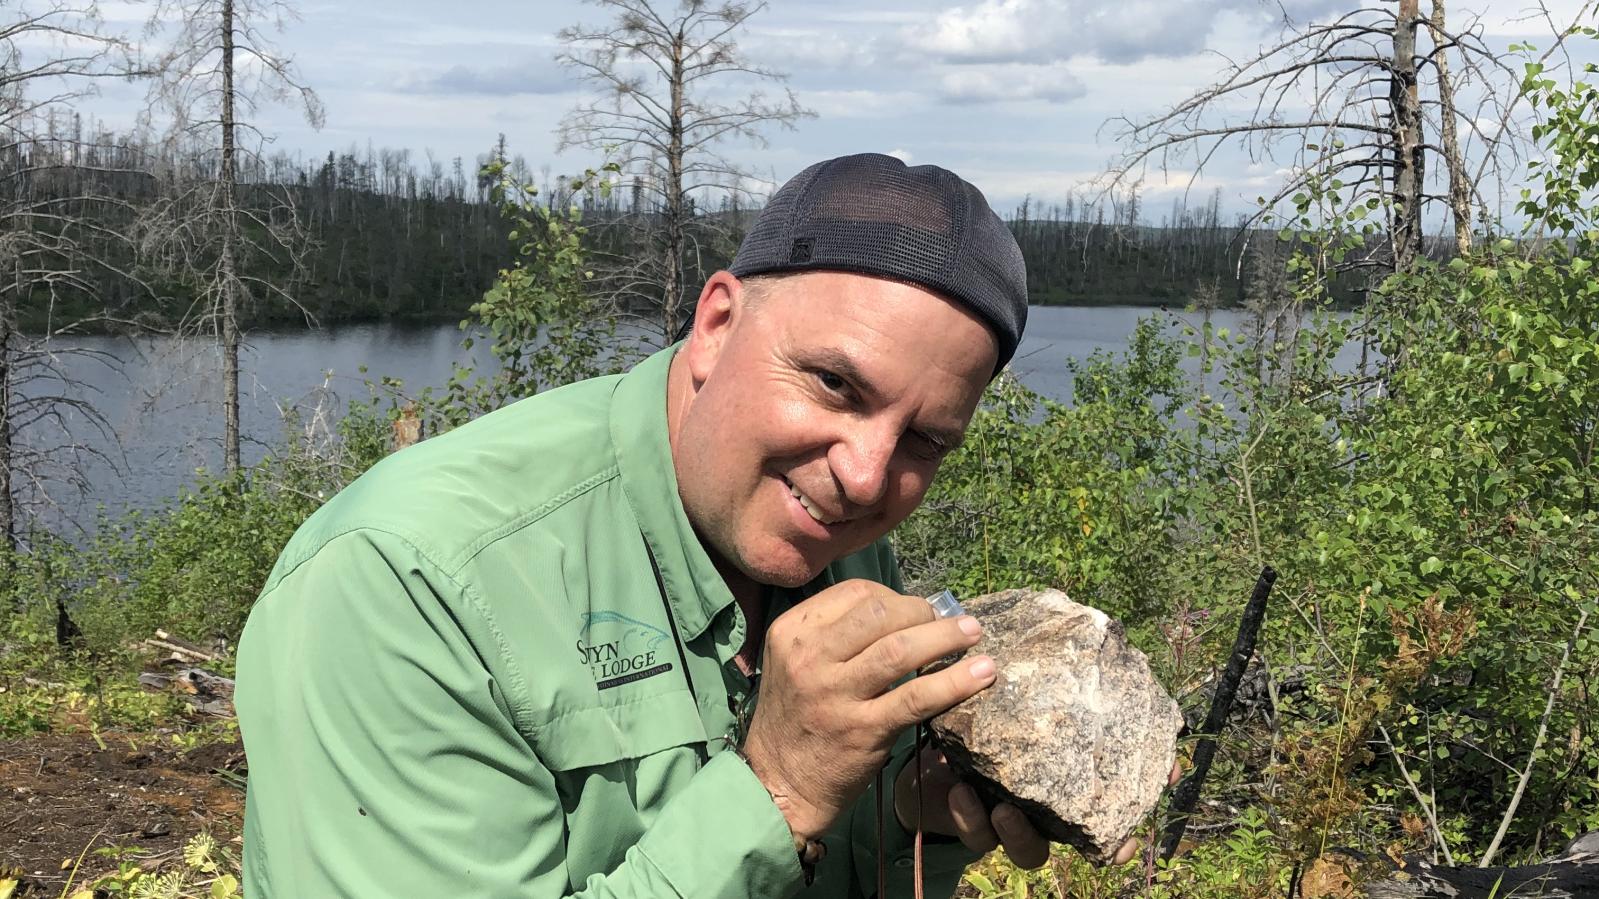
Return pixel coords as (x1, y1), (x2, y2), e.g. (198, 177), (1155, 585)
(929, 589), (1183, 863)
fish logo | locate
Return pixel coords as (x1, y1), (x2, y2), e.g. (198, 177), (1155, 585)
(576, 610), (674, 690)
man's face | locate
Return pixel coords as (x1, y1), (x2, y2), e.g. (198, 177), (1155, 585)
(671, 270), (998, 589)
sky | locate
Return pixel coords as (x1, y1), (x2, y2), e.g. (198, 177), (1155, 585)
(77, 0), (1599, 220)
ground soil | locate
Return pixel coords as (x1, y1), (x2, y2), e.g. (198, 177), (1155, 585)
(0, 730), (245, 894)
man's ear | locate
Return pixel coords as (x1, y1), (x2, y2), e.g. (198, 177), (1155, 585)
(683, 271), (746, 385)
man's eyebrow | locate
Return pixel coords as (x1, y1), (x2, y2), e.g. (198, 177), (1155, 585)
(807, 348), (879, 398)
(805, 348), (966, 450)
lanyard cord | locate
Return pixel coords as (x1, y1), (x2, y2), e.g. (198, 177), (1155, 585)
(875, 772), (887, 898)
(914, 721), (927, 899)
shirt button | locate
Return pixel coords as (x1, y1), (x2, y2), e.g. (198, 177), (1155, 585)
(895, 857), (914, 869)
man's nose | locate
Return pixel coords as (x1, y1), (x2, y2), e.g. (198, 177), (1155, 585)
(828, 426), (895, 509)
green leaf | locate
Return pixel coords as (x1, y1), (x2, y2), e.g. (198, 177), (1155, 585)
(965, 872), (997, 894)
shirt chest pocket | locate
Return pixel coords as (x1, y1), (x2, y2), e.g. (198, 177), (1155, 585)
(532, 687), (711, 877)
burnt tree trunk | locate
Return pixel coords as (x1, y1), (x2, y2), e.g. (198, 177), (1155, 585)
(1159, 565), (1278, 860)
(0, 259), (15, 554)
(1390, 0), (1425, 271)
(662, 27), (686, 343)
(1429, 0), (1473, 256)
(219, 0), (241, 475)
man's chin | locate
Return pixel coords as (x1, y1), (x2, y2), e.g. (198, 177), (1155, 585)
(745, 556), (825, 590)
(744, 533), (876, 589)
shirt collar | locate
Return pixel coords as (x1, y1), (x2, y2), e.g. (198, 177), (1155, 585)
(610, 343), (735, 642)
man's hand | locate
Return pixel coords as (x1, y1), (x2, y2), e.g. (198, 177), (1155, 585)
(739, 579), (994, 842)
(893, 747), (1051, 867)
(895, 748), (1186, 869)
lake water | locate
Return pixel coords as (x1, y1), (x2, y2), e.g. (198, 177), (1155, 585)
(27, 305), (1365, 530)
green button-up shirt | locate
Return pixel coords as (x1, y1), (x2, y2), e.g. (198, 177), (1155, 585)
(236, 345), (978, 898)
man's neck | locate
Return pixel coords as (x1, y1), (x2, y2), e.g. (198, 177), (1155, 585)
(707, 549), (765, 609)
(703, 551), (767, 676)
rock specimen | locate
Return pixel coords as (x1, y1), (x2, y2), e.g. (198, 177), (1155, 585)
(929, 589), (1183, 863)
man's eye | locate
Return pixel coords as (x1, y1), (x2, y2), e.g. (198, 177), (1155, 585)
(816, 370), (849, 394)
(908, 433), (946, 462)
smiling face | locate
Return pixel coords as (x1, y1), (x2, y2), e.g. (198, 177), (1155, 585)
(666, 269), (998, 593)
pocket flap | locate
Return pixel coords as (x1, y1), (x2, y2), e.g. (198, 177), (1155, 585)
(533, 688), (706, 771)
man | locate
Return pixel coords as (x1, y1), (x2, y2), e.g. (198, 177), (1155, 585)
(237, 154), (1102, 897)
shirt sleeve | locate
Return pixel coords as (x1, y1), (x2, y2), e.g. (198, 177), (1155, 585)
(236, 528), (804, 899)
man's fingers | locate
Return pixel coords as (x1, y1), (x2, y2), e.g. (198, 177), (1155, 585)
(1169, 760), (1182, 786)
(871, 654), (996, 727)
(1113, 837), (1141, 866)
(849, 616), (982, 693)
(947, 782), (999, 853)
(806, 582), (935, 660)
(992, 804), (1050, 869)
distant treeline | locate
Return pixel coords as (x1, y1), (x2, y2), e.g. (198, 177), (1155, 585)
(14, 129), (1367, 332)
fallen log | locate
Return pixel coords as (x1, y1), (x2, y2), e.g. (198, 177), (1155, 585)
(1362, 858), (1599, 898)
(146, 629), (217, 663)
(138, 665), (236, 717)
(1325, 834), (1599, 898)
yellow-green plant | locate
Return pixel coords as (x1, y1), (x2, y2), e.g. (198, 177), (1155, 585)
(84, 834), (240, 899)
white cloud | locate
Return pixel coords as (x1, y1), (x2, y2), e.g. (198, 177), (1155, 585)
(905, 0), (1350, 66)
(814, 10), (926, 25)
(747, 30), (880, 72)
(98, 0), (158, 25)
(939, 64), (1086, 105)
(886, 148), (914, 163)
(1480, 0), (1597, 38)
(804, 89), (926, 118)
(914, 0), (1035, 63)
(957, 166), (1108, 202)
(400, 59), (572, 96)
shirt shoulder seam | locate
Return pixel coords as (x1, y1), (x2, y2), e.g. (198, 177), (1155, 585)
(259, 524), (540, 736)
(445, 463), (622, 572)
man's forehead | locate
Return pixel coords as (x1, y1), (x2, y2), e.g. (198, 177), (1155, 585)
(754, 271), (998, 370)
(755, 271), (977, 332)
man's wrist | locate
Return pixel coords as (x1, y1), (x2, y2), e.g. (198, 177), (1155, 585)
(731, 743), (828, 885)
(733, 741), (826, 840)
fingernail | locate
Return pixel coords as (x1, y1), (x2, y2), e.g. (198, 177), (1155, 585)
(969, 656), (995, 680)
(958, 616), (982, 636)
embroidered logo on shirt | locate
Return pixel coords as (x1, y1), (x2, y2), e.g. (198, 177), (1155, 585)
(577, 611), (674, 690)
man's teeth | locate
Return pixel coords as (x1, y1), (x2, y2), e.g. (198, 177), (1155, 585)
(787, 479), (841, 525)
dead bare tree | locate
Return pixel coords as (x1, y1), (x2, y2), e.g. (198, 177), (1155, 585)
(1105, 1), (1595, 274)
(557, 0), (812, 344)
(140, 0), (323, 474)
(0, 2), (142, 552)
(1429, 0), (1471, 256)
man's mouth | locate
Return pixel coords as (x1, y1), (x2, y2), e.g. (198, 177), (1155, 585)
(783, 476), (844, 526)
